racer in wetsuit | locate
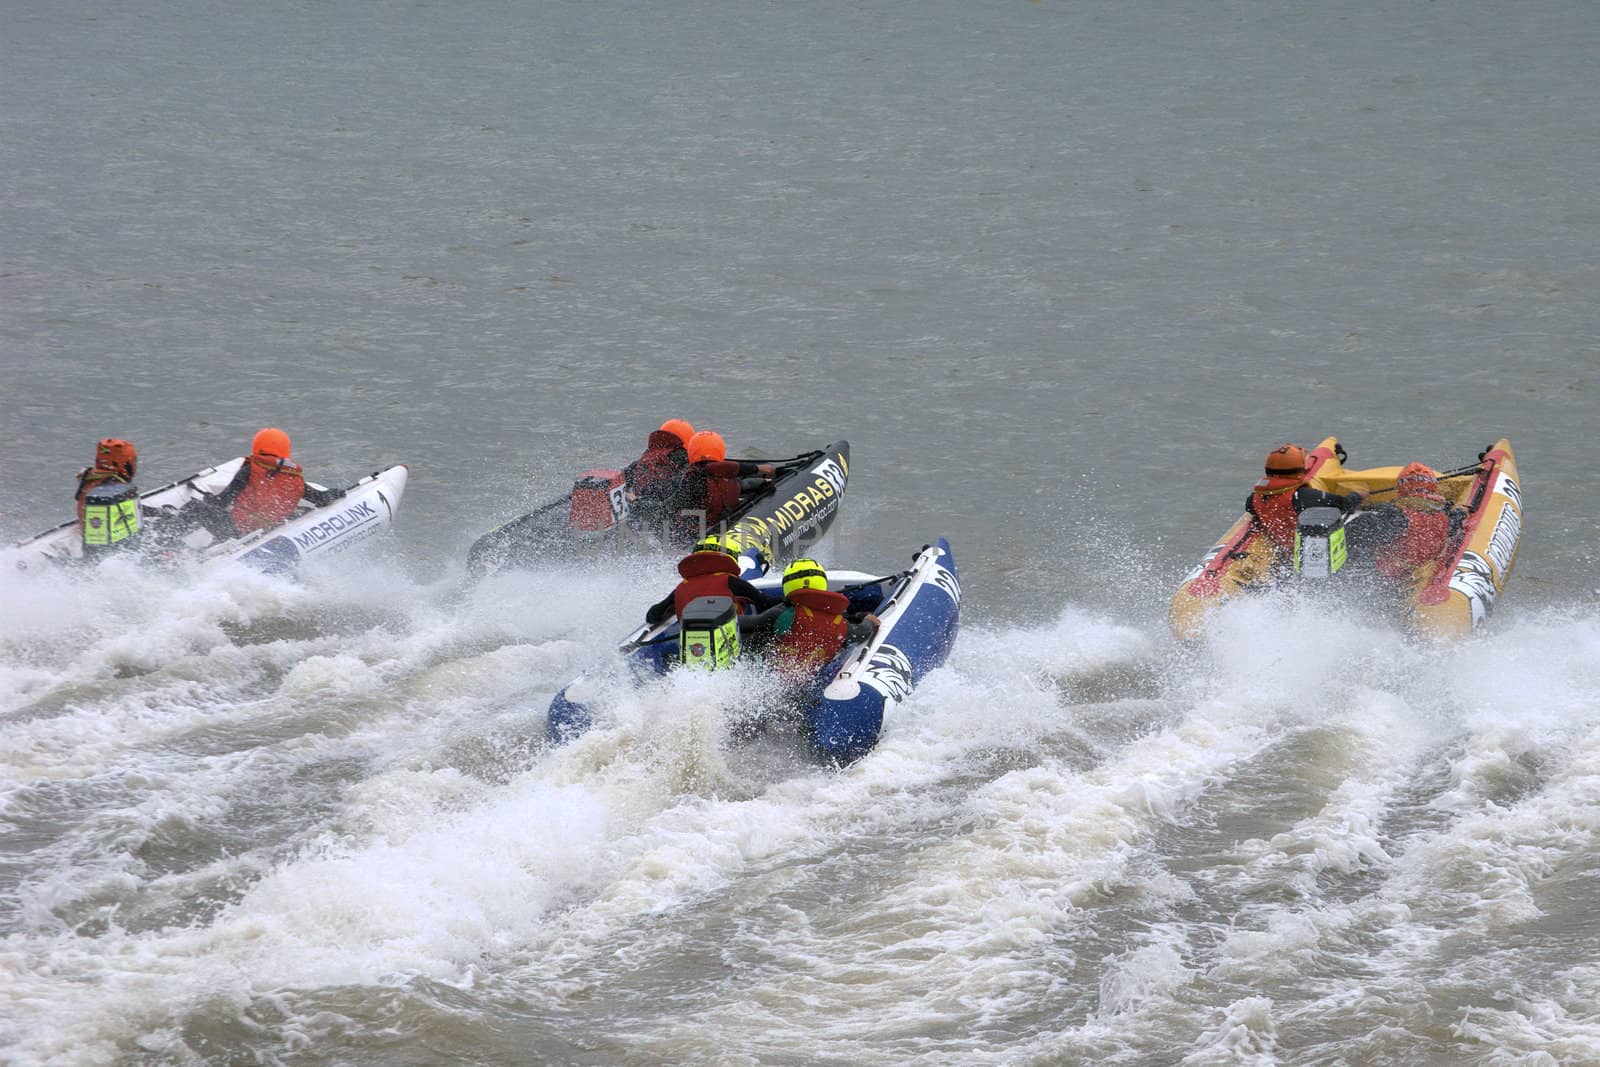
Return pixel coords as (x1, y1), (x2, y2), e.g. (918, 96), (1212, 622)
(671, 430), (776, 538)
(624, 419), (693, 530)
(181, 428), (345, 541)
(643, 534), (783, 627)
(1353, 462), (1466, 580)
(1245, 443), (1367, 556)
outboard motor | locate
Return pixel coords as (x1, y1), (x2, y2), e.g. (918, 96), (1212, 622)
(80, 482), (142, 557)
(1294, 506), (1348, 580)
(568, 470), (627, 542)
(679, 595), (739, 670)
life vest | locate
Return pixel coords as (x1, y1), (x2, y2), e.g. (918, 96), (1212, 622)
(771, 587), (852, 675)
(626, 430), (687, 502)
(231, 456), (306, 535)
(1376, 503), (1451, 579)
(1250, 475), (1303, 553)
(80, 481), (141, 554)
(671, 550), (745, 617)
(76, 468), (130, 521)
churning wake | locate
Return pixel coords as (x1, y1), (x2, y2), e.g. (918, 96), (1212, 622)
(3, 557), (1598, 1065)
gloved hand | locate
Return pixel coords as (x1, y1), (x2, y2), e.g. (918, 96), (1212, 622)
(757, 464), (776, 479)
(865, 613), (881, 631)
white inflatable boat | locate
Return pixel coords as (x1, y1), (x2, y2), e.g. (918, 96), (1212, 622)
(9, 461), (408, 574)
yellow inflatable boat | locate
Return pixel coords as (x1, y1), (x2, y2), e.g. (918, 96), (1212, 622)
(1171, 438), (1523, 639)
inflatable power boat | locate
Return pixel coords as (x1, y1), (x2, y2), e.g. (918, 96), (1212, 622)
(1171, 438), (1522, 639)
(9, 461), (408, 575)
(548, 538), (961, 764)
(467, 441), (851, 575)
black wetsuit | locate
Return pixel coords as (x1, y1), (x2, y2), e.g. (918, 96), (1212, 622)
(673, 461), (773, 524)
(1244, 485), (1366, 523)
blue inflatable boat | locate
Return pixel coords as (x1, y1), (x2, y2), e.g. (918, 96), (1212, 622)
(548, 539), (961, 763)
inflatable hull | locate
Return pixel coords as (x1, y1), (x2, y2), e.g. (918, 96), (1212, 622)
(468, 442), (850, 574)
(10, 462), (408, 575)
(548, 539), (961, 763)
(805, 539), (962, 762)
(1411, 441), (1522, 636)
(229, 466), (408, 573)
(1171, 438), (1522, 638)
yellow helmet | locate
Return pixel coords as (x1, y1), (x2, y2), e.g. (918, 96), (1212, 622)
(694, 534), (738, 558)
(782, 558), (828, 597)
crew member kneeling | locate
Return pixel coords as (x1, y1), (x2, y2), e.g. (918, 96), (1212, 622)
(1246, 443), (1367, 559)
(186, 428), (345, 541)
(766, 559), (879, 679)
(625, 418), (694, 529)
(644, 535), (783, 670)
(1360, 463), (1464, 581)
(75, 437), (144, 556)
(672, 431), (776, 538)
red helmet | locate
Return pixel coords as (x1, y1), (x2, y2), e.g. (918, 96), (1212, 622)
(1264, 443), (1307, 476)
(658, 419), (695, 446)
(1396, 462), (1440, 498)
(687, 430), (726, 464)
(252, 427), (291, 460)
(95, 438), (138, 479)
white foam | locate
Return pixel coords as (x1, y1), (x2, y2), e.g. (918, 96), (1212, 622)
(1180, 996), (1278, 1065)
(1452, 964), (1600, 1065)
(5, 558), (1599, 1065)
(1096, 929), (1194, 1018)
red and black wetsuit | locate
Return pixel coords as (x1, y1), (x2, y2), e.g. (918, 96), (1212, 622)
(1357, 503), (1459, 579)
(673, 460), (771, 533)
(624, 430), (688, 527)
(1246, 482), (1366, 555)
(643, 550), (782, 626)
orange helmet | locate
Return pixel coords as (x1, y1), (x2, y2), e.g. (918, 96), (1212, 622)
(1396, 462), (1440, 498)
(94, 438), (138, 479)
(687, 430), (726, 464)
(1264, 443), (1308, 476)
(658, 418), (695, 446)
(252, 427), (291, 460)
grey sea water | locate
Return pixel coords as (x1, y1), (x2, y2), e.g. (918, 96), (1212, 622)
(3, 1), (1598, 1064)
